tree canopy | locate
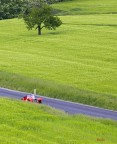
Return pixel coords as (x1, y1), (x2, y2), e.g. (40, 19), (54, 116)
(22, 1), (62, 35)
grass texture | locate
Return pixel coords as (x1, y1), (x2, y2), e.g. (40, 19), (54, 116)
(0, 14), (117, 109)
(0, 0), (117, 110)
(53, 0), (117, 15)
(0, 98), (117, 144)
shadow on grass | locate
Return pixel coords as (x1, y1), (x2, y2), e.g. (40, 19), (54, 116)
(80, 24), (117, 27)
(48, 31), (64, 35)
(19, 30), (64, 37)
(63, 23), (117, 27)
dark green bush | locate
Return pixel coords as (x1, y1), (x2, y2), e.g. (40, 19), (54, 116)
(0, 0), (27, 20)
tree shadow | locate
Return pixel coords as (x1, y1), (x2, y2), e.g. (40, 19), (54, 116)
(47, 31), (64, 35)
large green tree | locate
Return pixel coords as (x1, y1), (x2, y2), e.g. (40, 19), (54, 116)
(22, 2), (62, 35)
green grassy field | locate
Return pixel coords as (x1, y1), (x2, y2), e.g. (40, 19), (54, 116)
(0, 98), (117, 144)
(0, 0), (117, 110)
(0, 14), (117, 109)
(53, 0), (117, 15)
(0, 1), (117, 143)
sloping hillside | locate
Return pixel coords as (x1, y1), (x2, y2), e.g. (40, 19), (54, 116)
(0, 0), (117, 110)
(0, 98), (117, 144)
(53, 0), (117, 15)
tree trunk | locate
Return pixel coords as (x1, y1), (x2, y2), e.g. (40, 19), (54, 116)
(38, 26), (41, 35)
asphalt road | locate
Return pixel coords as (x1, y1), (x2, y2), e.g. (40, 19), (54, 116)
(0, 87), (117, 121)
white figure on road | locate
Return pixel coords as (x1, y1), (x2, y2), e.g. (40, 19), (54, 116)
(31, 94), (35, 100)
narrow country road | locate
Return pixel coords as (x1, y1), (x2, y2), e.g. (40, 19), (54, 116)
(0, 87), (117, 121)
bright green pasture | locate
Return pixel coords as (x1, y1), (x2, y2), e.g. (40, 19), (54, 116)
(0, 14), (117, 109)
(0, 98), (117, 144)
(53, 0), (117, 15)
(0, 15), (117, 95)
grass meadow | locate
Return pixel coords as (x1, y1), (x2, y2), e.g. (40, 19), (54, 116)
(53, 0), (117, 15)
(0, 1), (117, 143)
(0, 98), (117, 144)
(0, 14), (117, 110)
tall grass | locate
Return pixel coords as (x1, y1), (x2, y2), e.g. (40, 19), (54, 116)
(0, 98), (117, 144)
(0, 71), (117, 110)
